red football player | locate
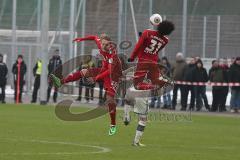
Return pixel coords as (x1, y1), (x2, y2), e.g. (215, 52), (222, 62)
(50, 34), (122, 136)
(128, 20), (175, 90)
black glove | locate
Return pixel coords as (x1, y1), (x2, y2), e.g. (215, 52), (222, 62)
(128, 58), (134, 62)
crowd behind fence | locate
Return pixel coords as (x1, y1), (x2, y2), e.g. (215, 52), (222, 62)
(0, 52), (239, 113)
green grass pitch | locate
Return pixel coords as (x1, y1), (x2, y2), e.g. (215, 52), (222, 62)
(0, 104), (240, 160)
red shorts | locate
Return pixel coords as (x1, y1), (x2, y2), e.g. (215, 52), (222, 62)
(133, 61), (160, 85)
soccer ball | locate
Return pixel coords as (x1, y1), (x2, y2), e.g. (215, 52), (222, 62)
(150, 14), (162, 26)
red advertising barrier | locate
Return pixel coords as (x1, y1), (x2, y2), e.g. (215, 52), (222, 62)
(175, 81), (240, 86)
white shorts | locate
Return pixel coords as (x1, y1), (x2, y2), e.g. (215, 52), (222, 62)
(126, 87), (151, 115)
(134, 97), (149, 115)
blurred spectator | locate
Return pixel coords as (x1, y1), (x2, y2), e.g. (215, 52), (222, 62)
(76, 62), (84, 102)
(181, 57), (196, 111)
(12, 55), (27, 103)
(150, 59), (162, 108)
(228, 57), (240, 113)
(194, 57), (204, 107)
(0, 54), (8, 103)
(95, 57), (105, 105)
(231, 57), (235, 65)
(193, 59), (210, 111)
(161, 57), (172, 109)
(149, 89), (161, 108)
(47, 49), (62, 103)
(117, 54), (128, 106)
(194, 56), (201, 62)
(220, 58), (229, 111)
(171, 52), (187, 110)
(209, 60), (228, 112)
(82, 55), (95, 103)
(229, 57), (235, 111)
(31, 59), (42, 103)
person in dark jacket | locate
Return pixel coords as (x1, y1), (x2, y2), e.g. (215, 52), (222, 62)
(161, 57), (172, 109)
(82, 55), (95, 103)
(95, 57), (105, 105)
(150, 59), (162, 108)
(75, 62), (84, 102)
(228, 57), (240, 113)
(193, 60), (210, 111)
(171, 52), (187, 110)
(117, 54), (128, 106)
(0, 54), (8, 103)
(31, 59), (42, 103)
(47, 50), (62, 103)
(219, 58), (229, 111)
(181, 57), (196, 111)
(209, 60), (228, 112)
(12, 55), (27, 103)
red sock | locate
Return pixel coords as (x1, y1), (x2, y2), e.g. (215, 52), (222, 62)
(63, 70), (83, 83)
(108, 103), (116, 126)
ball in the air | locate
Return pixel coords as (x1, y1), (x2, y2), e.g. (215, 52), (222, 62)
(150, 14), (162, 26)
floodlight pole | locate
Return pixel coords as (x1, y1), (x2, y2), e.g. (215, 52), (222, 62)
(162, 15), (167, 57)
(69, 0), (76, 59)
(129, 0), (138, 42)
(11, 0), (17, 66)
(40, 0), (50, 105)
(118, 0), (123, 53)
(148, 0), (153, 28)
(80, 0), (86, 55)
(75, 0), (83, 28)
(58, 0), (65, 59)
(36, 0), (42, 59)
(216, 15), (221, 59)
(202, 16), (207, 58)
(123, 0), (128, 41)
(11, 0), (17, 88)
(182, 0), (187, 57)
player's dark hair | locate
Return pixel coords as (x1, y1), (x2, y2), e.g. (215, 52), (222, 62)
(17, 54), (23, 59)
(157, 20), (175, 36)
(196, 59), (203, 67)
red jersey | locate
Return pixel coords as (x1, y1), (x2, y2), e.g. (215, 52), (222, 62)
(74, 35), (108, 58)
(130, 29), (168, 62)
(74, 36), (122, 82)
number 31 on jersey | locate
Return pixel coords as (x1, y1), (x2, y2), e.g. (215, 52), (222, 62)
(145, 39), (162, 55)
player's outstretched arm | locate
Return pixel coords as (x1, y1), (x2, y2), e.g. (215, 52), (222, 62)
(129, 30), (147, 61)
(73, 35), (97, 43)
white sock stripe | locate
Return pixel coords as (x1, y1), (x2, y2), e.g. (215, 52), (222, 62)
(138, 120), (146, 126)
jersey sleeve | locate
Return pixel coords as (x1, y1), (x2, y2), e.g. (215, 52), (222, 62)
(73, 35), (101, 45)
(160, 36), (169, 50)
(73, 35), (97, 42)
(130, 30), (148, 60)
(74, 35), (103, 50)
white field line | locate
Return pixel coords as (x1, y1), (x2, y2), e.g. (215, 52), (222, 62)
(0, 138), (111, 156)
